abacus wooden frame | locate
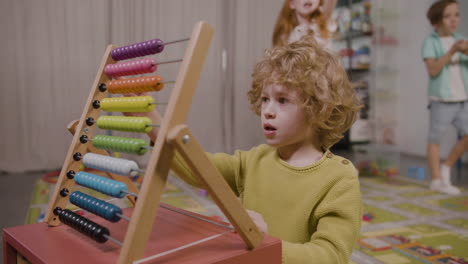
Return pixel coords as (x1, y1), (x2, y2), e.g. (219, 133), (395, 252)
(44, 21), (263, 264)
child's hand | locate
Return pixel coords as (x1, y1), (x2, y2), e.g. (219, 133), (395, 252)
(461, 40), (468, 54)
(450, 39), (466, 53)
(246, 209), (268, 233)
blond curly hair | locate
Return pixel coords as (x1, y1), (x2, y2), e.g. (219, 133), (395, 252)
(248, 36), (361, 150)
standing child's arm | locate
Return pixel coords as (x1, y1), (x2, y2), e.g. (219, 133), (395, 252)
(424, 39), (465, 77)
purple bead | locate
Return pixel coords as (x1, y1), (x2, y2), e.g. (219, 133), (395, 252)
(113, 48), (122, 61)
(123, 46), (131, 60)
(137, 42), (149, 57)
(140, 42), (150, 56)
(111, 49), (122, 61)
(147, 39), (160, 54)
(154, 39), (164, 53)
(117, 48), (126, 60)
(133, 43), (143, 57)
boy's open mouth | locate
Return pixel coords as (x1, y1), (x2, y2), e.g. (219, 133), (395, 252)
(264, 124), (277, 131)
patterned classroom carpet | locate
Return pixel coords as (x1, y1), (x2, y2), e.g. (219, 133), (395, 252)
(27, 172), (468, 264)
(353, 177), (468, 264)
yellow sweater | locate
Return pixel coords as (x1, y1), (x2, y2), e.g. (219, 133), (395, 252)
(171, 144), (362, 264)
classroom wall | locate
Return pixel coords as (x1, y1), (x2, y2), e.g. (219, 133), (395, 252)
(0, 0), (229, 172)
(0, 0), (284, 173)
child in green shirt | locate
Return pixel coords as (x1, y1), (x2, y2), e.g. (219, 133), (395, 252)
(422, 0), (468, 195)
(145, 36), (362, 264)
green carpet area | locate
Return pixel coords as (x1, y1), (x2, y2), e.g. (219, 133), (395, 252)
(354, 177), (468, 264)
(26, 172), (468, 264)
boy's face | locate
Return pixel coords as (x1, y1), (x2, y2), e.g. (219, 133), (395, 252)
(436, 3), (459, 35)
(261, 83), (311, 147)
(289, 0), (320, 17)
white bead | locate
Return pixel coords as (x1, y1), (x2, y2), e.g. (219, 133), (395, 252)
(83, 153), (139, 176)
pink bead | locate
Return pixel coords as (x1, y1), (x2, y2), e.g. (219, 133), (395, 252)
(104, 58), (157, 77)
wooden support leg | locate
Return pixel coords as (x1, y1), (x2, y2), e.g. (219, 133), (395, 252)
(167, 124), (264, 249)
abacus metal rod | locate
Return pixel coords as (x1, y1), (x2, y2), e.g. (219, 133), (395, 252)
(121, 189), (139, 197)
(163, 37), (190, 45)
(133, 168), (145, 174)
(134, 231), (233, 264)
(120, 189), (234, 230)
(104, 234), (123, 246)
(115, 212), (131, 222)
(152, 59), (182, 65)
(70, 207), (131, 222)
(159, 204), (235, 231)
(141, 145), (154, 150)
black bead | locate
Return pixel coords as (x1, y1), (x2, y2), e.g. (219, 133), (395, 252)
(80, 135), (88, 144)
(98, 83), (107, 92)
(73, 152), (82, 161)
(53, 207), (62, 216)
(66, 170), (75, 179)
(60, 188), (69, 197)
(86, 117), (95, 126)
(92, 100), (100, 109)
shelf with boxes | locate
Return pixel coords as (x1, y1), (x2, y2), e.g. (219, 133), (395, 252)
(332, 0), (374, 146)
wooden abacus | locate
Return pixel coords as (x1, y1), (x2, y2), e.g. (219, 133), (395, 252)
(3, 21), (281, 264)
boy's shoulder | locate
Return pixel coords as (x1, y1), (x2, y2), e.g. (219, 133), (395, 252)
(423, 31), (438, 42)
(241, 144), (275, 155)
(233, 144), (275, 160)
(323, 152), (359, 181)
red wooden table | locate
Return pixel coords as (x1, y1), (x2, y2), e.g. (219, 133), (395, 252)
(3, 206), (281, 264)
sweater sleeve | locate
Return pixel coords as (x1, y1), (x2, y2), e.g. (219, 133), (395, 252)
(170, 150), (245, 196)
(282, 176), (362, 264)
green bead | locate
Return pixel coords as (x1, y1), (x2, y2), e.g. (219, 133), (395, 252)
(97, 116), (152, 133)
(93, 135), (147, 155)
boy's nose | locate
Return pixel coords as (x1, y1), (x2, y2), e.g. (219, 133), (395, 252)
(263, 104), (276, 118)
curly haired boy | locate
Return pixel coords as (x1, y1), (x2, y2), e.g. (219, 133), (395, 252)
(148, 36), (363, 263)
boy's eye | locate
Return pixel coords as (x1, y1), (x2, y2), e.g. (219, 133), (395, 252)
(261, 97), (269, 103)
(279, 97), (287, 104)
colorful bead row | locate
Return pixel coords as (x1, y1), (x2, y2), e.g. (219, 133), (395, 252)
(100, 96), (155, 113)
(70, 191), (123, 223)
(111, 39), (164, 61)
(83, 153), (140, 177)
(54, 208), (110, 243)
(107, 76), (164, 94)
(105, 58), (157, 78)
(92, 135), (148, 155)
(75, 171), (128, 198)
(97, 116), (153, 133)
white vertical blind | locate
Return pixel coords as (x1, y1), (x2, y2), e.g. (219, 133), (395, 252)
(0, 0), (229, 172)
